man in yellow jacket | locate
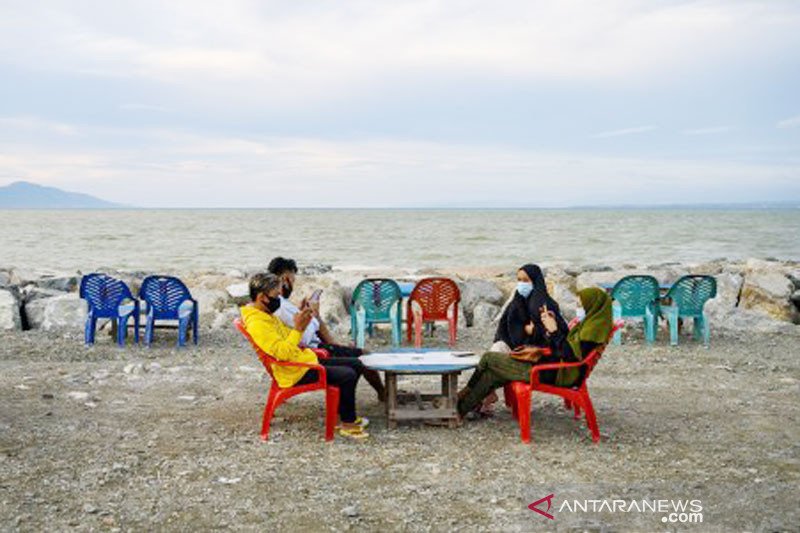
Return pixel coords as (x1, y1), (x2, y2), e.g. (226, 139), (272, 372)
(241, 273), (369, 439)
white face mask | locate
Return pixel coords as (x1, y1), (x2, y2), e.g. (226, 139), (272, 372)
(516, 281), (534, 298)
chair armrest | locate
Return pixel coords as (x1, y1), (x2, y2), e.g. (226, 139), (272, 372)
(310, 348), (330, 359)
(266, 360), (328, 387)
(529, 359), (587, 386)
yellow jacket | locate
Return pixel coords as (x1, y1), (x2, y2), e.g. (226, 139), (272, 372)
(240, 305), (318, 388)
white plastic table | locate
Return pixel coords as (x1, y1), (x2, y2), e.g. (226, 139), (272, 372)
(361, 351), (479, 428)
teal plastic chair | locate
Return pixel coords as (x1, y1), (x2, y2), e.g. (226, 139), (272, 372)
(610, 275), (660, 345)
(660, 275), (717, 347)
(350, 279), (403, 348)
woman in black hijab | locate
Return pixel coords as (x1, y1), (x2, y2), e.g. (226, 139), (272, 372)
(480, 264), (568, 414)
(494, 264), (568, 351)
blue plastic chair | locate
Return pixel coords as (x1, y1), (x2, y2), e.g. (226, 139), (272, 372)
(79, 273), (140, 346)
(139, 275), (198, 347)
(610, 275), (660, 345)
(660, 275), (717, 347)
(350, 279), (403, 348)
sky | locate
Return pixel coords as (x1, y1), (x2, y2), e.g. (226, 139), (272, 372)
(0, 0), (799, 208)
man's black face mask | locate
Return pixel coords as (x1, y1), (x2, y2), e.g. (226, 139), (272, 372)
(266, 295), (281, 313)
(282, 281), (293, 299)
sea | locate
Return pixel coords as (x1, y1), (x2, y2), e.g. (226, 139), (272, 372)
(1, 209), (798, 273)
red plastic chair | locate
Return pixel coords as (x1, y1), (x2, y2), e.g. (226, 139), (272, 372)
(502, 320), (623, 444)
(233, 319), (339, 441)
(406, 277), (461, 348)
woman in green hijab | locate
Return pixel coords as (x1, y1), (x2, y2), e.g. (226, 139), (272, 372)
(457, 287), (613, 418)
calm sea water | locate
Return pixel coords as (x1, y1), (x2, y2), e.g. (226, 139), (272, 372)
(1, 209), (798, 273)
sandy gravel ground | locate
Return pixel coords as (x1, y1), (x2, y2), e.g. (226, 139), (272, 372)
(1, 323), (799, 532)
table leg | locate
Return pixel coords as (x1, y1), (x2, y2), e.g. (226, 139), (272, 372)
(385, 372), (398, 430)
(447, 373), (459, 428)
(441, 373), (450, 400)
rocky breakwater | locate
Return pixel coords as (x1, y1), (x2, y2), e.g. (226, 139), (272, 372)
(1, 258), (798, 339)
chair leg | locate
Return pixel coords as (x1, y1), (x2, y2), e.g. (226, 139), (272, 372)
(503, 383), (519, 421)
(85, 315), (97, 345)
(581, 391), (601, 443)
(145, 315), (154, 346)
(694, 315), (711, 348)
(406, 307), (413, 343)
(355, 310), (366, 349)
(503, 384), (514, 409)
(612, 304), (622, 345)
(448, 315), (457, 347)
(261, 386), (280, 441)
(391, 308), (402, 347)
(133, 304), (140, 344)
(516, 388), (532, 443)
(644, 307), (656, 344)
(193, 309), (199, 345)
(325, 386), (340, 442)
(117, 315), (129, 346)
(667, 310), (678, 346)
(414, 314), (423, 349)
(178, 317), (189, 347)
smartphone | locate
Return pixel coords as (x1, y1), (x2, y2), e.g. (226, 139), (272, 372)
(310, 289), (323, 303)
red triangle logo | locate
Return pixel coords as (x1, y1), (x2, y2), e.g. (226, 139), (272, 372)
(528, 494), (555, 520)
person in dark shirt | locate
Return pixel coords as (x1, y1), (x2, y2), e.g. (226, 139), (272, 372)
(493, 263), (569, 352)
(457, 288), (613, 418)
(481, 264), (569, 414)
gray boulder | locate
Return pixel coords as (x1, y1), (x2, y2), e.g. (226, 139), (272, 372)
(190, 288), (231, 327)
(739, 271), (798, 323)
(226, 282), (250, 306)
(544, 267), (579, 319)
(300, 263), (333, 275)
(21, 286), (65, 303)
(293, 277), (350, 328)
(472, 302), (500, 327)
(704, 272), (743, 324)
(716, 308), (798, 335)
(575, 271), (620, 291)
(0, 289), (21, 330)
(318, 282), (349, 328)
(581, 264), (613, 273)
(34, 274), (79, 293)
(459, 279), (504, 311)
(0, 269), (11, 288)
(549, 282), (580, 321)
(25, 293), (87, 331)
(211, 306), (241, 331)
(791, 290), (800, 307)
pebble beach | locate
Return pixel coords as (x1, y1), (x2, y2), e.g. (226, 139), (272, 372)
(1, 258), (799, 531)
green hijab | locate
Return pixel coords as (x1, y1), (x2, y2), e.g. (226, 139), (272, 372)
(557, 288), (613, 387)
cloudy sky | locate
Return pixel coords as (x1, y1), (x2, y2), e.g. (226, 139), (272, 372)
(0, 0), (798, 207)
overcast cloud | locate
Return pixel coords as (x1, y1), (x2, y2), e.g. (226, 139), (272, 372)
(0, 0), (798, 206)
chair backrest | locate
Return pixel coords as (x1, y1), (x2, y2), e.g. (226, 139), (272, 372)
(351, 279), (402, 320)
(611, 275), (660, 316)
(79, 273), (134, 314)
(409, 277), (461, 320)
(581, 320), (624, 379)
(139, 275), (193, 318)
(665, 275), (717, 315)
(234, 318), (278, 380)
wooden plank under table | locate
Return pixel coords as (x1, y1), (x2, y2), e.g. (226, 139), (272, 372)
(384, 370), (461, 429)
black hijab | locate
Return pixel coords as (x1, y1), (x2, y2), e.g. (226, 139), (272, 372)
(494, 264), (568, 348)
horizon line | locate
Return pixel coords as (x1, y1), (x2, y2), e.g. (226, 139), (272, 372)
(1, 203), (799, 211)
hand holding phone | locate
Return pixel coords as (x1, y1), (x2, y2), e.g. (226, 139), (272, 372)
(310, 289), (322, 303)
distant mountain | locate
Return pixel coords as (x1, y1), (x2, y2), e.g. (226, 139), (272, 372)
(0, 181), (126, 208)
